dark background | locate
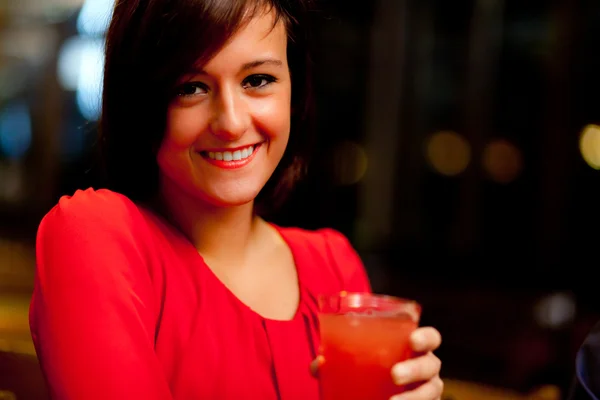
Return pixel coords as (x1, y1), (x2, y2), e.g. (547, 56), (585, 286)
(1, 0), (600, 398)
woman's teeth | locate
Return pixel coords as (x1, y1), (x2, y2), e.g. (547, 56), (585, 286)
(207, 145), (255, 161)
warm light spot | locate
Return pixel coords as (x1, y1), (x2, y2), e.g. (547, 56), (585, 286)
(579, 124), (600, 170)
(331, 141), (368, 185)
(0, 390), (16, 400)
(425, 131), (471, 177)
(482, 139), (523, 184)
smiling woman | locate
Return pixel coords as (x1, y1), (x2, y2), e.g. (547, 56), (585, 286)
(158, 13), (292, 209)
(28, 1), (443, 399)
(100, 0), (313, 211)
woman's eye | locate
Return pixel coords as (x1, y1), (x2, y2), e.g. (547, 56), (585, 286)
(242, 74), (276, 90)
(176, 82), (208, 97)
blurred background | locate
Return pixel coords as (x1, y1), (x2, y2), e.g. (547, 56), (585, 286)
(1, 0), (600, 398)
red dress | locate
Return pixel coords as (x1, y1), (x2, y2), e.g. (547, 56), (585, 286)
(30, 189), (371, 400)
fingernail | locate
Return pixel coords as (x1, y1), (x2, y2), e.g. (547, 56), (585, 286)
(391, 364), (409, 384)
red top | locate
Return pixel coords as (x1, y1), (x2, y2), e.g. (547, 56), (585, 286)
(30, 189), (371, 400)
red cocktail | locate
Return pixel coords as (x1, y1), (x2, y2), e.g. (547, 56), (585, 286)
(318, 292), (421, 400)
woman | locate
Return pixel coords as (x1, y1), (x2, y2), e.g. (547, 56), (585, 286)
(30, 0), (443, 399)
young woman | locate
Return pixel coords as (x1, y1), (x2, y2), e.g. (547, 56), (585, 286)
(30, 0), (443, 399)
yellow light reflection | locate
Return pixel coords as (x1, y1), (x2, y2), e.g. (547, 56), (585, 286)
(482, 139), (523, 184)
(425, 131), (471, 177)
(579, 124), (600, 170)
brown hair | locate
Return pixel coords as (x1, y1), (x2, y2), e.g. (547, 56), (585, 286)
(100, 0), (315, 213)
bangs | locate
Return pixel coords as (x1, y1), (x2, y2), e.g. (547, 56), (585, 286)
(146, 0), (291, 92)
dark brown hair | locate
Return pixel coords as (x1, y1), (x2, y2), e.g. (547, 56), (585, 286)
(100, 0), (315, 212)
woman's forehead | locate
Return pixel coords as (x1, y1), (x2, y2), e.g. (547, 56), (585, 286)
(192, 10), (288, 73)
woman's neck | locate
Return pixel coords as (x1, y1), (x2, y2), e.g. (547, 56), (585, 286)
(156, 180), (260, 266)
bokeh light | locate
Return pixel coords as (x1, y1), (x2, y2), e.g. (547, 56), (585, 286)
(0, 102), (32, 160)
(425, 131), (471, 177)
(331, 141), (368, 186)
(534, 292), (576, 330)
(579, 124), (600, 170)
(482, 139), (523, 184)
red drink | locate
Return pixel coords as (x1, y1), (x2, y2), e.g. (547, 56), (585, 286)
(318, 293), (420, 400)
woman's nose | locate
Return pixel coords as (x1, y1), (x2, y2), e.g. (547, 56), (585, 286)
(209, 86), (250, 141)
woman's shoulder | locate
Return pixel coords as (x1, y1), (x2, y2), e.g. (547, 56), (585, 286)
(34, 188), (171, 288)
(46, 188), (141, 225)
(274, 224), (371, 292)
(275, 225), (352, 248)
(37, 188), (158, 251)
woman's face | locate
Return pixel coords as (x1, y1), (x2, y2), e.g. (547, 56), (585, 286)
(157, 10), (291, 208)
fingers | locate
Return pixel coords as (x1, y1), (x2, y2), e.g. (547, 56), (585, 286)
(389, 377), (444, 400)
(410, 327), (442, 353)
(392, 352), (441, 386)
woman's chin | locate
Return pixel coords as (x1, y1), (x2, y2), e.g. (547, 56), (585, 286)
(200, 188), (262, 209)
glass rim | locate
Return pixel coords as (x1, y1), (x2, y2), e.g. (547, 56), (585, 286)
(319, 291), (420, 305)
(318, 291), (422, 321)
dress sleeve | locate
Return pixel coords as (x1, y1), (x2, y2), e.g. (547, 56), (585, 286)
(29, 190), (173, 400)
(321, 228), (372, 293)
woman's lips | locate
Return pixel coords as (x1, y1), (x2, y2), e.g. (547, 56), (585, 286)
(199, 143), (262, 169)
